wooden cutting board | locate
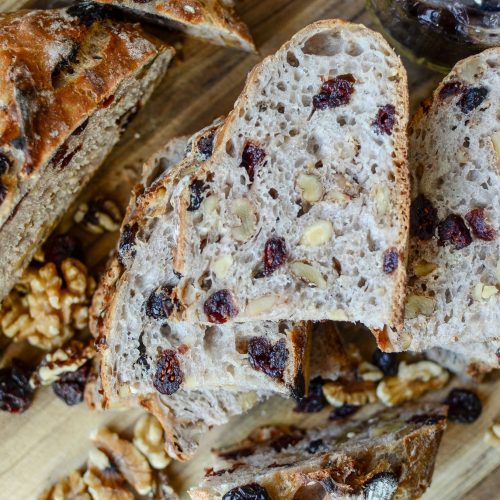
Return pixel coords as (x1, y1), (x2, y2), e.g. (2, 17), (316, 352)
(0, 1), (499, 498)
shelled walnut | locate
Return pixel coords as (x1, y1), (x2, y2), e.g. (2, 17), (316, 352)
(133, 415), (170, 469)
(39, 470), (90, 500)
(484, 422), (500, 449)
(323, 379), (377, 407)
(74, 198), (121, 235)
(0, 258), (96, 350)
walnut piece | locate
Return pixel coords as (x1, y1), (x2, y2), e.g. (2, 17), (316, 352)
(74, 198), (121, 235)
(90, 427), (153, 496)
(484, 422), (500, 450)
(473, 283), (498, 302)
(358, 361), (383, 382)
(39, 470), (90, 500)
(30, 340), (95, 388)
(376, 360), (449, 406)
(323, 379), (377, 407)
(245, 294), (280, 316)
(300, 220), (333, 246)
(404, 294), (435, 319)
(0, 258), (95, 350)
(133, 414), (170, 469)
(231, 198), (257, 242)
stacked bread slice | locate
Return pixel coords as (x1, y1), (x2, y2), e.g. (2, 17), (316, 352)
(0, 7), (174, 302)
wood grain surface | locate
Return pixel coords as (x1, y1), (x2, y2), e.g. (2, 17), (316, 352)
(0, 1), (498, 499)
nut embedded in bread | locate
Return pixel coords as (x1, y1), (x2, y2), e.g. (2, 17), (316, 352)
(0, 8), (174, 302)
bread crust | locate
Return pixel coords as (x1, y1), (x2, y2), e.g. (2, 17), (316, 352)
(173, 19), (409, 331)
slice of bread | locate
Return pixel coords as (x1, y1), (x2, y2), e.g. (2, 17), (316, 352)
(387, 48), (499, 352)
(90, 0), (255, 51)
(190, 404), (447, 499)
(169, 20), (410, 332)
(0, 7), (173, 302)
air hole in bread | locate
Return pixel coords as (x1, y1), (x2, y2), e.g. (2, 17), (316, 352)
(337, 116), (347, 127)
(346, 41), (363, 57)
(301, 32), (344, 56)
(226, 139), (235, 157)
(277, 82), (286, 92)
(286, 51), (300, 67)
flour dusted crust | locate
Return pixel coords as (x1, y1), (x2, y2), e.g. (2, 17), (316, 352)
(0, 7), (174, 300)
(191, 404), (447, 499)
(92, 0), (255, 51)
(390, 48), (500, 352)
(171, 19), (410, 332)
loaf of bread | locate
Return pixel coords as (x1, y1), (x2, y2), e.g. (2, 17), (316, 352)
(191, 404), (447, 499)
(385, 48), (499, 352)
(167, 20), (409, 332)
(0, 7), (173, 302)
(90, 0), (255, 51)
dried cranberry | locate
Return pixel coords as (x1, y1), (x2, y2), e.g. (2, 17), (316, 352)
(0, 359), (34, 413)
(67, 1), (109, 26)
(240, 142), (265, 183)
(203, 290), (239, 323)
(187, 180), (207, 211)
(154, 349), (183, 395)
(465, 208), (495, 241)
(329, 404), (359, 421)
(312, 74), (355, 110)
(44, 234), (82, 266)
(410, 195), (438, 240)
(0, 182), (7, 205)
(372, 105), (396, 135)
(444, 388), (482, 423)
(222, 483), (270, 500)
(363, 471), (399, 499)
(270, 432), (302, 452)
(458, 87), (488, 113)
(437, 214), (472, 249)
(294, 376), (327, 413)
(383, 248), (399, 274)
(263, 237), (287, 276)
(406, 413), (446, 426)
(305, 438), (324, 454)
(372, 348), (399, 376)
(197, 130), (215, 159)
(52, 363), (90, 406)
(438, 81), (464, 99)
(247, 337), (288, 381)
(145, 286), (177, 320)
(118, 222), (139, 261)
(0, 153), (11, 175)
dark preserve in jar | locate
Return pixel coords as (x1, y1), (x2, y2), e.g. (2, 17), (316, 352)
(368, 0), (500, 71)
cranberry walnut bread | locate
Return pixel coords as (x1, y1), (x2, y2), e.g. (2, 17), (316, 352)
(168, 20), (410, 332)
(190, 404), (447, 499)
(91, 0), (255, 51)
(0, 7), (173, 302)
(386, 48), (499, 353)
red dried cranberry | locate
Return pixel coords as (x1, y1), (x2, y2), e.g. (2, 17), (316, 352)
(294, 376), (327, 413)
(263, 237), (287, 276)
(0, 153), (11, 175)
(465, 208), (495, 241)
(146, 286), (177, 320)
(44, 234), (82, 266)
(363, 472), (399, 499)
(329, 404), (359, 421)
(204, 290), (239, 324)
(437, 214), (472, 249)
(372, 348), (399, 376)
(240, 142), (265, 183)
(458, 87), (488, 113)
(270, 432), (303, 452)
(372, 105), (396, 135)
(0, 359), (35, 413)
(406, 412), (446, 426)
(52, 363), (90, 406)
(0, 182), (7, 205)
(222, 483), (270, 500)
(118, 222), (139, 262)
(154, 349), (183, 395)
(383, 248), (399, 274)
(444, 388), (482, 423)
(410, 195), (438, 240)
(305, 438), (324, 454)
(312, 74), (355, 110)
(197, 130), (215, 158)
(438, 81), (464, 99)
(248, 337), (288, 381)
(187, 179), (207, 211)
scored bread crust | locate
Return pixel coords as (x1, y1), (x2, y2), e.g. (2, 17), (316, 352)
(92, 0), (255, 51)
(0, 8), (174, 301)
(388, 48), (500, 352)
(191, 404), (447, 500)
(172, 19), (410, 332)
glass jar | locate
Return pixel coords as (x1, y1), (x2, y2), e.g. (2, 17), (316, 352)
(368, 0), (500, 72)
